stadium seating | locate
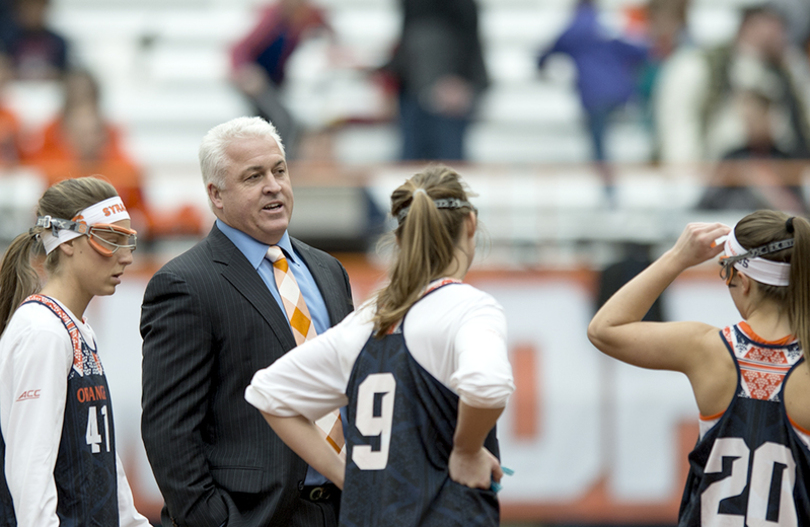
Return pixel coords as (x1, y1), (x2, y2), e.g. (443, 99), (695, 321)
(0, 0), (782, 259)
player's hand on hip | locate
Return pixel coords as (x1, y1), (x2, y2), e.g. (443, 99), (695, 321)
(449, 446), (503, 490)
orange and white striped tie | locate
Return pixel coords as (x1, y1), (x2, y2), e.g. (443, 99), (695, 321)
(266, 246), (344, 454)
(266, 246), (316, 345)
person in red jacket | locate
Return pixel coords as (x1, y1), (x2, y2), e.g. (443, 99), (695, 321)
(231, 0), (330, 158)
(0, 52), (22, 167)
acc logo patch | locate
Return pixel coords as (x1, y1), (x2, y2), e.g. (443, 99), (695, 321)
(16, 389), (41, 401)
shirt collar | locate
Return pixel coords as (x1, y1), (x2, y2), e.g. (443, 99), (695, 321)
(216, 219), (295, 269)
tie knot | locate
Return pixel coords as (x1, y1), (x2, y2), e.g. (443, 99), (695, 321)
(266, 245), (286, 264)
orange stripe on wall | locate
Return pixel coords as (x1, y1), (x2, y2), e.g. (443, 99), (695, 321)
(511, 343), (540, 440)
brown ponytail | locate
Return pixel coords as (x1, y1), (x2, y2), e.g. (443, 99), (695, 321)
(786, 216), (810, 362)
(372, 166), (476, 338)
(0, 232), (41, 335)
(0, 176), (118, 335)
(733, 210), (810, 360)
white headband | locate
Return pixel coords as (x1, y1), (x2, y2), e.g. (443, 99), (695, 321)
(723, 228), (791, 286)
(41, 196), (130, 254)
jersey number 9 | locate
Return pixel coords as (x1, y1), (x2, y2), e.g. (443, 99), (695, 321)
(352, 373), (396, 470)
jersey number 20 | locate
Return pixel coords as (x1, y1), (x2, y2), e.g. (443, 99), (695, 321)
(352, 373), (396, 470)
(701, 437), (797, 526)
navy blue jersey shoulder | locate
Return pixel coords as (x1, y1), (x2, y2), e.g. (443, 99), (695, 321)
(0, 296), (119, 526)
(679, 325), (810, 526)
(341, 282), (499, 527)
(0, 432), (13, 527)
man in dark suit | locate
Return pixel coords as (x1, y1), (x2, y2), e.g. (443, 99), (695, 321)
(140, 116), (353, 527)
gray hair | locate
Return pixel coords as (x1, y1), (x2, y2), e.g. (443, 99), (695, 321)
(198, 116), (285, 189)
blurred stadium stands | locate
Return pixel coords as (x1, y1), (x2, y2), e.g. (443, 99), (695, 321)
(36, 0), (746, 167)
(3, 0), (797, 262)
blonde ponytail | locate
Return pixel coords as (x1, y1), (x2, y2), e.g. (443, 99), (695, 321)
(372, 166), (476, 337)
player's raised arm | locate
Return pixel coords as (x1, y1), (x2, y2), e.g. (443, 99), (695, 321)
(588, 222), (730, 373)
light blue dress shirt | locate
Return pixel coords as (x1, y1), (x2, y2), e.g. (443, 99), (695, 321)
(216, 220), (330, 335)
(216, 219), (333, 485)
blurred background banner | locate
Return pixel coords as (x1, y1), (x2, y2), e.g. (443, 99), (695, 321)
(94, 260), (739, 525)
(2, 0), (810, 524)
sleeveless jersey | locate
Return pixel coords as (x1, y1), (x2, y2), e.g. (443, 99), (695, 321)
(679, 323), (810, 526)
(341, 281), (500, 527)
(0, 295), (119, 526)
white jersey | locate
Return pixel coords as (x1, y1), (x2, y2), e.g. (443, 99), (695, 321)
(246, 280), (514, 421)
(0, 299), (150, 527)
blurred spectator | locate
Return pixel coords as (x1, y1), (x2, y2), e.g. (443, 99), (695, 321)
(596, 242), (665, 323)
(537, 0), (647, 202)
(23, 69), (203, 240)
(0, 0), (15, 49)
(231, 0), (330, 158)
(23, 69), (149, 232)
(655, 5), (810, 163)
(632, 0), (691, 157)
(725, 90), (792, 159)
(770, 0), (810, 50)
(0, 52), (22, 167)
(383, 0), (488, 161)
(2, 0), (69, 80)
(697, 89), (807, 213)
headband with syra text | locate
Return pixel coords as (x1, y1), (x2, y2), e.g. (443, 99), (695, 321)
(41, 196), (130, 254)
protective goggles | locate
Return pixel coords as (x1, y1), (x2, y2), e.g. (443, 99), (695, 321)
(36, 216), (137, 257)
(718, 258), (738, 285)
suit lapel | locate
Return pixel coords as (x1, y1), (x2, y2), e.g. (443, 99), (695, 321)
(208, 225), (296, 350)
(292, 238), (343, 326)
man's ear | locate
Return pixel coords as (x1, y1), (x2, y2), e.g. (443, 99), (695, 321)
(207, 183), (223, 211)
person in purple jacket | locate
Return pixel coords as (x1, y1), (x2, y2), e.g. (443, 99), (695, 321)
(538, 0), (647, 202)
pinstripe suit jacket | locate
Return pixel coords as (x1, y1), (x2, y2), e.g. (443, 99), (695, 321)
(140, 224), (354, 527)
